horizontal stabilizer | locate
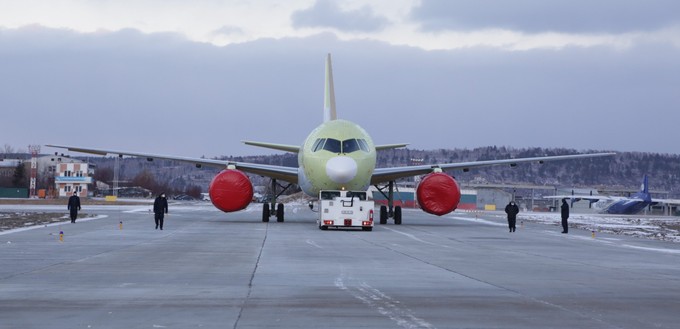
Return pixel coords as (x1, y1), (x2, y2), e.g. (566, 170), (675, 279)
(375, 143), (409, 151)
(242, 141), (300, 153)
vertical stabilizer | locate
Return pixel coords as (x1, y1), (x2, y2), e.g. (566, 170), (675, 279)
(324, 53), (337, 122)
(641, 174), (649, 194)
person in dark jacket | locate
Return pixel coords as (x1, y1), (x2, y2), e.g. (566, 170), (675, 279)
(67, 191), (81, 223)
(561, 198), (570, 233)
(153, 193), (169, 230)
(504, 201), (519, 232)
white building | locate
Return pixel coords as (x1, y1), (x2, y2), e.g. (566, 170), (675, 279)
(54, 162), (93, 198)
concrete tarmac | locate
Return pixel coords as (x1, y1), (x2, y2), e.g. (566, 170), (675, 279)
(1, 202), (680, 329)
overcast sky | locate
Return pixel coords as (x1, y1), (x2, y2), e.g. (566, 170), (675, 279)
(1, 0), (679, 158)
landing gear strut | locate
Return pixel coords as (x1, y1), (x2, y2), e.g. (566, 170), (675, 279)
(374, 181), (402, 225)
(262, 178), (292, 223)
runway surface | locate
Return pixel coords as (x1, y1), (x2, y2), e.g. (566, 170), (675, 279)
(1, 202), (680, 329)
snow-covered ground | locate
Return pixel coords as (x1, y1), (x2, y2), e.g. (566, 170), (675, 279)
(485, 211), (680, 243)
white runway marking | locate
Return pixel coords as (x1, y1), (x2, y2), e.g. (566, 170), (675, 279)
(122, 207), (152, 213)
(335, 274), (436, 329)
(381, 226), (451, 249)
(306, 239), (323, 249)
(449, 215), (506, 226)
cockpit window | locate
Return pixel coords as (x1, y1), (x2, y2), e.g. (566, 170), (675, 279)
(322, 138), (341, 153)
(357, 139), (369, 152)
(312, 138), (370, 153)
(312, 138), (326, 152)
(342, 139), (361, 153)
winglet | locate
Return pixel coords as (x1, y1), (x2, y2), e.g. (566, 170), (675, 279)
(324, 53), (337, 122)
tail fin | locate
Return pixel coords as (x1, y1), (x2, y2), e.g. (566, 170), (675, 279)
(640, 174), (649, 194)
(324, 53), (337, 122)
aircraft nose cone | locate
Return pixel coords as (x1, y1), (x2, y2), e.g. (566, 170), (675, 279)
(326, 156), (358, 184)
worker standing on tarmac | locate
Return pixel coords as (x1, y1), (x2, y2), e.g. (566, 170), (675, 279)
(561, 198), (570, 234)
(505, 201), (519, 233)
(67, 191), (81, 223)
(154, 193), (169, 230)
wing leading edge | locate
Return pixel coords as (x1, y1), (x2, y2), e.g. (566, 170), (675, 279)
(371, 152), (616, 185)
(45, 144), (299, 183)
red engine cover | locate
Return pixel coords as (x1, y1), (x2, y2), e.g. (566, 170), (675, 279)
(208, 169), (253, 213)
(416, 173), (461, 216)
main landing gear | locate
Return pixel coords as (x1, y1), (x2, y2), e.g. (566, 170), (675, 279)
(262, 178), (292, 223)
(374, 181), (402, 225)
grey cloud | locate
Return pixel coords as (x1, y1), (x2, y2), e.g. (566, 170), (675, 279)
(211, 25), (244, 36)
(1, 27), (680, 157)
(292, 0), (389, 32)
(411, 0), (680, 33)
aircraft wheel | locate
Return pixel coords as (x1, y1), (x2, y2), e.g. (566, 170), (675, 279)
(262, 203), (270, 222)
(379, 206), (387, 225)
(276, 203), (284, 222)
(394, 206), (402, 225)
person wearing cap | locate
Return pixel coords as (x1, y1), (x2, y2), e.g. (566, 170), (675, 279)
(67, 191), (81, 223)
(153, 193), (169, 230)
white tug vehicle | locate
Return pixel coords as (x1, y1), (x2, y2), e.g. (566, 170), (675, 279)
(313, 190), (374, 231)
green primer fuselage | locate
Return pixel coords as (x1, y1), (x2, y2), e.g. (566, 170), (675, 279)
(298, 119), (376, 195)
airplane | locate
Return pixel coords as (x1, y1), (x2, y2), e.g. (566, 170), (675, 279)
(545, 174), (680, 215)
(47, 54), (616, 226)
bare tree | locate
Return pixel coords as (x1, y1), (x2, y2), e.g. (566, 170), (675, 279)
(131, 169), (175, 195)
(93, 167), (114, 185)
(185, 185), (202, 199)
(2, 144), (15, 154)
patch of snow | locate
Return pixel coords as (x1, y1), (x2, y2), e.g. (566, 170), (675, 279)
(516, 212), (680, 243)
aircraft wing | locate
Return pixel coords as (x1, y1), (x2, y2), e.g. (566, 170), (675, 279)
(371, 152), (615, 185)
(650, 197), (680, 205)
(545, 196), (680, 205)
(45, 144), (299, 183)
(543, 195), (633, 202)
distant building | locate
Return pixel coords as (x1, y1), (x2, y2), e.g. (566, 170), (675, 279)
(29, 155), (95, 198)
(54, 161), (93, 198)
(3, 156), (94, 198)
(475, 188), (512, 211)
(0, 159), (22, 179)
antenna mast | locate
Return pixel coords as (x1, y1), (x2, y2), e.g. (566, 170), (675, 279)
(28, 145), (40, 198)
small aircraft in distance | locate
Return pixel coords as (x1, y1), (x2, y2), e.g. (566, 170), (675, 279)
(545, 174), (680, 215)
(48, 54), (615, 225)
